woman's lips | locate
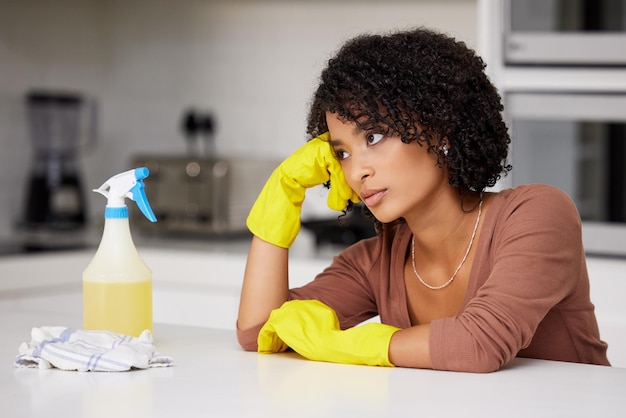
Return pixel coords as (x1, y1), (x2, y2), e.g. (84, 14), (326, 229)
(361, 189), (387, 207)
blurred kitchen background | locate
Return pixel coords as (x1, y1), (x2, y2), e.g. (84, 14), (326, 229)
(1, 0), (625, 259)
(0, 0), (476, 255)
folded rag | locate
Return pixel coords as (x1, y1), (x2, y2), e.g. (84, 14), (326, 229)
(14, 326), (174, 372)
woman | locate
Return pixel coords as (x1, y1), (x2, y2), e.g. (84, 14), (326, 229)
(236, 27), (609, 372)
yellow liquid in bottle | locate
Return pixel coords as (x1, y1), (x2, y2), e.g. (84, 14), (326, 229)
(83, 280), (153, 337)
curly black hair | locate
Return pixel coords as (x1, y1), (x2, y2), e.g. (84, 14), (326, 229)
(306, 27), (511, 197)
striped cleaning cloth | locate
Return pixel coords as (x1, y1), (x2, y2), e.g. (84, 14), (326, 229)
(14, 326), (174, 372)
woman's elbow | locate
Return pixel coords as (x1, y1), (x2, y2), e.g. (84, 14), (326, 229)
(236, 321), (261, 352)
(464, 357), (505, 373)
(439, 350), (508, 373)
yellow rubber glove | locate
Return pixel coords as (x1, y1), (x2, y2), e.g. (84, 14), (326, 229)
(246, 132), (360, 248)
(258, 300), (401, 367)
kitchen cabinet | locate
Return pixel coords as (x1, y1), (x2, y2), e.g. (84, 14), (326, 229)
(0, 248), (331, 329)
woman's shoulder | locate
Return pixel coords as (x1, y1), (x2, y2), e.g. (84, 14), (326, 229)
(492, 183), (578, 216)
(497, 183), (572, 201)
(487, 183), (582, 235)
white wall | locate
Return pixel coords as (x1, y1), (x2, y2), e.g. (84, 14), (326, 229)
(0, 0), (477, 239)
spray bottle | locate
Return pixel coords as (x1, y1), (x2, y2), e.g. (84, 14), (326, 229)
(83, 167), (157, 337)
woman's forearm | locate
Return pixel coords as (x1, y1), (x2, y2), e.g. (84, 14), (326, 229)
(388, 324), (433, 369)
(237, 236), (290, 330)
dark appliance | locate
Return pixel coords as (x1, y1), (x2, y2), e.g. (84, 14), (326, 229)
(19, 90), (96, 250)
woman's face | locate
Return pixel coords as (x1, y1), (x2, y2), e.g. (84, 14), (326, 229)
(326, 112), (449, 223)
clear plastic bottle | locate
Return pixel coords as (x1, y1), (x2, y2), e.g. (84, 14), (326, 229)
(83, 167), (157, 337)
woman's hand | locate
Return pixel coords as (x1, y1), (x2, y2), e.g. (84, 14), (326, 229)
(246, 132), (359, 248)
(258, 300), (400, 367)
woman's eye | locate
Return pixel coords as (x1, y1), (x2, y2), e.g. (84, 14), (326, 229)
(366, 133), (384, 145)
(335, 150), (350, 160)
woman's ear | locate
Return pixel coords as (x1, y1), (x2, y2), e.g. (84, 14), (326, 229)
(440, 138), (450, 157)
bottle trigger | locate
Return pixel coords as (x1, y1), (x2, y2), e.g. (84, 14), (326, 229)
(131, 181), (157, 222)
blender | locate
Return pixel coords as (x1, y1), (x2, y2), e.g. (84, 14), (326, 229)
(20, 90), (96, 250)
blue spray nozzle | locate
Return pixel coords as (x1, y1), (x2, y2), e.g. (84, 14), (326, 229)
(94, 167), (157, 222)
(130, 175), (157, 222)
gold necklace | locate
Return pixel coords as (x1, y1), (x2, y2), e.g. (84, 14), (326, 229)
(411, 196), (483, 290)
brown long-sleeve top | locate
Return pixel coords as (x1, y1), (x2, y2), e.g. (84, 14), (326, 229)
(237, 184), (610, 372)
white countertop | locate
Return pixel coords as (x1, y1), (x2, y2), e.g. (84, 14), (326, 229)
(1, 247), (626, 417)
(3, 307), (626, 418)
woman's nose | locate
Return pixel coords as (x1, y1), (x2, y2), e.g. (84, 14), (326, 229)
(346, 158), (373, 184)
